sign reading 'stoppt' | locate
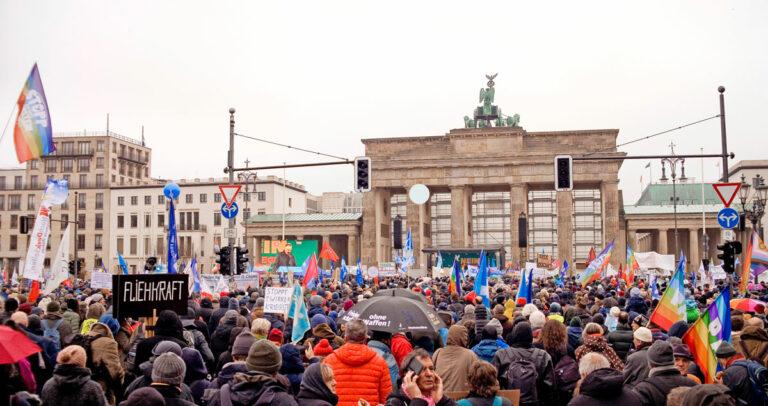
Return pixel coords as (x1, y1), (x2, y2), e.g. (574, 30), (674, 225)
(112, 274), (188, 319)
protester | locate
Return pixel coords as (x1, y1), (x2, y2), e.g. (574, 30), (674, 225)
(459, 360), (513, 406)
(715, 341), (768, 405)
(574, 322), (624, 370)
(472, 324), (507, 363)
(149, 352), (195, 405)
(607, 311), (634, 361)
(133, 310), (188, 374)
(297, 363), (339, 406)
(41, 300), (73, 349)
(386, 348), (454, 406)
(88, 321), (126, 405)
(40, 345), (108, 406)
(735, 317), (768, 366)
(433, 324), (477, 392)
(623, 326), (653, 387)
(672, 343), (702, 384)
(632, 341), (696, 406)
(569, 352), (642, 406)
(493, 321), (553, 406)
(369, 330), (400, 388)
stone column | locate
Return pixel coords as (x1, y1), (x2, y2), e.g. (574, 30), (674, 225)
(601, 180), (621, 266)
(657, 229), (669, 255)
(689, 228), (699, 270)
(347, 233), (358, 264)
(408, 198), (432, 270)
(556, 191), (574, 268)
(509, 184), (529, 264)
(450, 186), (472, 247)
(253, 236), (262, 265)
(406, 198), (423, 269)
(627, 229), (637, 251)
(362, 188), (391, 265)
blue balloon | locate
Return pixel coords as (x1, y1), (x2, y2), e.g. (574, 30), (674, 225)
(163, 182), (180, 200)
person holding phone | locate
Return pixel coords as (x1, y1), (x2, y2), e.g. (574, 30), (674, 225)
(385, 349), (456, 406)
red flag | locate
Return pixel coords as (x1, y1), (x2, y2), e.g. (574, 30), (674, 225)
(302, 254), (319, 288)
(28, 280), (40, 303)
(320, 241), (339, 262)
(587, 247), (596, 263)
(617, 263), (624, 281)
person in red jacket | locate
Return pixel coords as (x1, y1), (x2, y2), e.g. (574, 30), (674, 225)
(324, 319), (393, 406)
(391, 332), (414, 368)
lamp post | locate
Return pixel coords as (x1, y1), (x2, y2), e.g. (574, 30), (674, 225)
(738, 173), (768, 239)
(660, 143), (687, 257)
(237, 158), (258, 254)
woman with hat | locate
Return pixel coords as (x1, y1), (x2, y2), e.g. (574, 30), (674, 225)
(40, 345), (108, 406)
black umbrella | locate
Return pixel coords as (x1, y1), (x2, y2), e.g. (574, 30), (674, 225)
(339, 296), (445, 334)
(372, 288), (427, 303)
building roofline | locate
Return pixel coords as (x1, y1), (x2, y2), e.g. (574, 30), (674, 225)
(361, 128), (620, 144)
(53, 131), (147, 148)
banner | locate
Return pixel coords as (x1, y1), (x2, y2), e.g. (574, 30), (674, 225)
(90, 271), (113, 290)
(634, 251), (676, 271)
(261, 239), (318, 267)
(22, 205), (51, 281)
(536, 253), (552, 269)
(233, 274), (259, 290)
(112, 274), (188, 319)
(378, 262), (397, 277)
(43, 224), (70, 294)
(263, 287), (292, 314)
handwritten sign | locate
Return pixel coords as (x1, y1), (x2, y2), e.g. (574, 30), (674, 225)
(233, 274), (260, 291)
(112, 274), (188, 319)
(90, 271), (113, 290)
(263, 287), (292, 314)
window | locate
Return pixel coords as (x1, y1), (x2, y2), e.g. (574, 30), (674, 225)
(288, 198), (292, 207)
(78, 159), (90, 172)
(243, 209), (250, 221)
(257, 192), (266, 201)
(213, 235), (221, 250)
(144, 196), (151, 205)
(29, 160), (38, 170)
(117, 196), (124, 206)
(77, 234), (85, 250)
(112, 159), (116, 170)
(94, 235), (102, 250)
(158, 195), (164, 205)
(61, 214), (68, 225)
(30, 175), (38, 188)
(243, 192), (250, 202)
(96, 141), (105, 152)
(130, 214), (138, 228)
(185, 194), (193, 204)
(0, 177), (5, 189)
(27, 195), (34, 210)
(144, 237), (151, 255)
(79, 174), (87, 187)
(130, 196), (138, 206)
(157, 213), (165, 227)
(199, 193), (207, 203)
(112, 142), (117, 152)
(130, 237), (137, 255)
(11, 215), (18, 228)
(156, 237), (164, 255)
(193, 212), (199, 229)
(59, 142), (74, 154)
(257, 209), (265, 215)
(214, 212), (221, 226)
(14, 176), (22, 189)
(61, 159), (73, 172)
(0, 196), (4, 210)
(78, 142), (91, 155)
(96, 174), (104, 187)
(96, 157), (104, 168)
(117, 215), (124, 228)
(78, 193), (86, 209)
(10, 235), (17, 250)
(9, 195), (21, 210)
(78, 214), (86, 228)
(145, 214), (151, 227)
(117, 237), (124, 254)
(95, 213), (103, 229)
(95, 193), (103, 209)
(214, 193), (221, 203)
(45, 160), (57, 173)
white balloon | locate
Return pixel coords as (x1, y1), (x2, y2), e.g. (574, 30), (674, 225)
(408, 184), (430, 205)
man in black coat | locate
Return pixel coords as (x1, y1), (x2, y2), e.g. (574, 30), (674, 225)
(633, 341), (696, 406)
(607, 312), (634, 361)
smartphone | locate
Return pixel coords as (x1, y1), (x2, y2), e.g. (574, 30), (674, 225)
(407, 357), (424, 376)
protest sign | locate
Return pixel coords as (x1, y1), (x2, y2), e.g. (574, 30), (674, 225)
(112, 274), (188, 319)
(378, 262), (396, 277)
(90, 271), (113, 290)
(233, 274), (260, 290)
(263, 286), (292, 314)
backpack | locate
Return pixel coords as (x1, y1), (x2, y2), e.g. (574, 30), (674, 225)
(68, 333), (99, 368)
(503, 357), (539, 404)
(458, 397), (503, 406)
(42, 319), (63, 351)
(553, 355), (580, 392)
(733, 360), (768, 405)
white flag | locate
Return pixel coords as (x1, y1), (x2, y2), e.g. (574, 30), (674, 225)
(23, 205), (52, 281)
(44, 225), (71, 294)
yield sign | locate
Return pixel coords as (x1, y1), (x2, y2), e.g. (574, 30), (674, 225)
(219, 184), (242, 207)
(712, 182), (741, 208)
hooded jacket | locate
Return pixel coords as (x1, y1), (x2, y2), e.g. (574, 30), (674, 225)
(305, 323), (345, 349)
(633, 365), (696, 406)
(206, 371), (298, 406)
(735, 325), (768, 365)
(40, 364), (108, 406)
(89, 322), (125, 405)
(323, 342), (392, 406)
(391, 333), (413, 367)
(622, 344), (651, 387)
(567, 326), (584, 350)
(568, 368), (642, 406)
(432, 325), (478, 392)
(62, 308), (81, 333)
(493, 322), (553, 405)
(279, 344), (305, 395)
(369, 339), (399, 389)
(297, 363), (339, 406)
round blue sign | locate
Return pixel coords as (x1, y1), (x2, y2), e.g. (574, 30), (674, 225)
(717, 207), (739, 229)
(221, 202), (239, 219)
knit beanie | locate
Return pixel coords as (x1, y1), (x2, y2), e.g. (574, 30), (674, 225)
(152, 340), (183, 357)
(549, 302), (562, 315)
(343, 299), (354, 311)
(309, 295), (324, 307)
(522, 303), (538, 318)
(487, 318), (503, 337)
(310, 314), (328, 329)
(246, 340), (282, 374)
(633, 326), (653, 343)
(715, 341), (737, 359)
(151, 352), (186, 386)
(46, 300), (61, 314)
(57, 345), (87, 368)
(647, 340), (674, 367)
(268, 328), (284, 346)
(232, 331), (257, 357)
(119, 387), (165, 406)
(569, 317), (582, 328)
(313, 338), (334, 357)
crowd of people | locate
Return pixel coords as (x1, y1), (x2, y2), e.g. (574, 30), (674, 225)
(1, 270), (767, 406)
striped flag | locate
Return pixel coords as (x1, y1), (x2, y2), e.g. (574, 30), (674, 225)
(579, 241), (615, 287)
(450, 258), (462, 296)
(682, 287), (731, 383)
(649, 255), (687, 331)
(740, 231), (768, 293)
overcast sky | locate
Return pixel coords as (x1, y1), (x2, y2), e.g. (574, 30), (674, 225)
(1, 1), (766, 204)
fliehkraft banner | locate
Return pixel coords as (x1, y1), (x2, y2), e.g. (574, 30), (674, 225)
(112, 274), (188, 319)
(260, 239), (318, 268)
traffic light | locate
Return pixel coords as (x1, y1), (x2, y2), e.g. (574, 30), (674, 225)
(393, 215), (403, 249)
(717, 241), (742, 274)
(68, 260), (75, 275)
(554, 155), (573, 191)
(235, 246), (249, 275)
(144, 257), (158, 273)
(354, 156), (371, 192)
(216, 246), (232, 275)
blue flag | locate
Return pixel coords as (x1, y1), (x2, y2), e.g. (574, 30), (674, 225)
(117, 253), (129, 275)
(167, 199), (179, 273)
(191, 257), (200, 293)
(526, 268), (534, 303)
(356, 258), (364, 286)
(340, 257), (348, 281)
(517, 268), (529, 303)
(474, 251), (490, 307)
(290, 285), (311, 343)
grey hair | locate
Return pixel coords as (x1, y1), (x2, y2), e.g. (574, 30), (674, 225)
(344, 319), (368, 343)
(578, 352), (610, 378)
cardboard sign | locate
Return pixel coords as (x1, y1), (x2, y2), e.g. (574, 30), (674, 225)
(233, 274), (260, 291)
(90, 271), (113, 290)
(263, 287), (292, 314)
(112, 274), (188, 319)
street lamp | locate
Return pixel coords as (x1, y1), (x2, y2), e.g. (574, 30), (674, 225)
(738, 173), (767, 239)
(660, 144), (686, 257)
(237, 158), (258, 254)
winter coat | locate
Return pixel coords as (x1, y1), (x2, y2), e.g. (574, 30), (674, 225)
(304, 323), (345, 349)
(124, 360), (195, 402)
(575, 336), (624, 370)
(89, 323), (125, 405)
(323, 342), (392, 406)
(625, 296), (648, 316)
(207, 300), (230, 333)
(567, 326), (583, 350)
(493, 314), (514, 339)
(40, 364), (108, 406)
(206, 371), (298, 406)
(385, 388), (457, 406)
(568, 368), (642, 406)
(493, 346), (554, 401)
(433, 325), (478, 393)
(735, 325), (768, 366)
(308, 305), (337, 332)
(459, 394), (513, 406)
(607, 324), (634, 361)
(472, 339), (506, 363)
(149, 383), (196, 406)
(474, 305), (490, 336)
(369, 339), (399, 388)
(62, 309), (80, 333)
(279, 344), (305, 395)
(183, 325), (215, 366)
(297, 363), (339, 406)
(722, 359), (760, 405)
(632, 365), (696, 406)
(132, 310), (188, 374)
(622, 345), (650, 387)
(391, 333), (413, 367)
(41, 313), (74, 347)
(210, 318), (237, 362)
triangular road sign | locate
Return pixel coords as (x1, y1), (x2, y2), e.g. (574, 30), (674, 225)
(219, 184), (241, 207)
(712, 182), (741, 208)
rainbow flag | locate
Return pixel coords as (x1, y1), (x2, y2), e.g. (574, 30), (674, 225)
(740, 231), (768, 293)
(626, 246), (639, 285)
(649, 256), (687, 331)
(449, 258), (462, 296)
(578, 240), (615, 287)
(682, 287), (731, 383)
(13, 64), (54, 163)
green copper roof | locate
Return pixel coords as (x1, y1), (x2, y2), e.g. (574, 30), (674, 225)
(634, 183), (721, 206)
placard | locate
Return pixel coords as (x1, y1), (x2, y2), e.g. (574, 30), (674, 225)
(233, 274), (260, 291)
(263, 287), (292, 314)
(91, 271), (113, 290)
(112, 274), (188, 319)
(378, 262), (397, 277)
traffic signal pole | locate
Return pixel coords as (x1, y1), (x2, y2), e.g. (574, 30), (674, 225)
(228, 109), (237, 276)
